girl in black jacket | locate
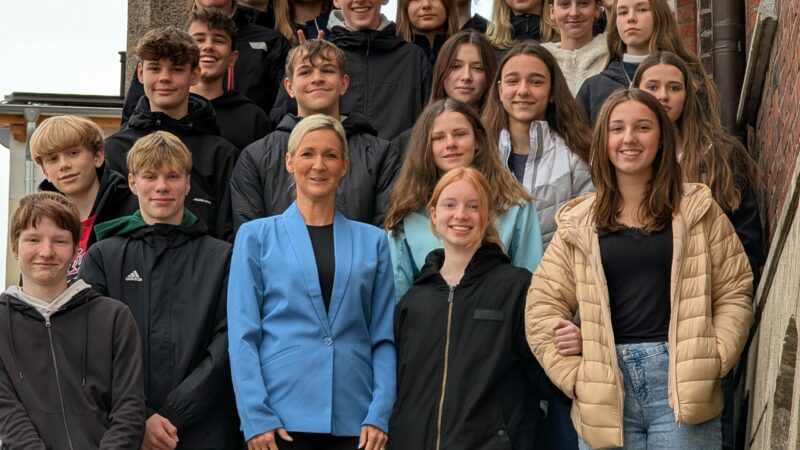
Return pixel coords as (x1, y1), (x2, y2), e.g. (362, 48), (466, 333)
(390, 167), (573, 449)
(395, 0), (460, 65)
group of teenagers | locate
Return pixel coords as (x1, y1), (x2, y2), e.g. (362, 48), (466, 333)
(0, 0), (765, 449)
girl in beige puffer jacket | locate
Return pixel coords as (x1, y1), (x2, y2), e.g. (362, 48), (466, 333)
(525, 89), (753, 449)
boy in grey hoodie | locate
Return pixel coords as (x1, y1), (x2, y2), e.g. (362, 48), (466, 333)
(0, 192), (145, 450)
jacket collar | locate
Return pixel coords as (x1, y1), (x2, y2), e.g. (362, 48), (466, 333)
(415, 242), (511, 287)
(498, 120), (555, 164)
(554, 183), (713, 252)
(282, 203), (353, 334)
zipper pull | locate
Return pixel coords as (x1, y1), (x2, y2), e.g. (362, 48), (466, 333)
(45, 317), (51, 328)
(447, 285), (455, 303)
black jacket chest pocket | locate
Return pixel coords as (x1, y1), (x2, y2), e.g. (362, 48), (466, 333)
(474, 309), (504, 322)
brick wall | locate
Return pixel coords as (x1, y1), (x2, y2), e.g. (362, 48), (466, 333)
(746, 0), (800, 242)
(676, 0), (698, 53)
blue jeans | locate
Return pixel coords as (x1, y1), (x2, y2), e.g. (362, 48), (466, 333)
(579, 342), (721, 450)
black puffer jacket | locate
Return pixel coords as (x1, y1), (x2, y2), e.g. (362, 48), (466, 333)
(105, 94), (239, 241)
(231, 12), (292, 113)
(231, 112), (401, 232)
(272, 14), (432, 140)
(390, 243), (564, 449)
(79, 214), (237, 450)
(209, 90), (271, 149)
(576, 60), (629, 125)
(413, 33), (447, 66)
(0, 288), (144, 450)
(38, 163), (138, 283)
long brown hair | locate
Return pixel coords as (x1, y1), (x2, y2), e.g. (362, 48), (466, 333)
(590, 88), (682, 234)
(396, 0), (460, 43)
(428, 167), (503, 248)
(482, 42), (592, 161)
(385, 98), (532, 233)
(607, 0), (721, 122)
(633, 52), (758, 212)
(429, 31), (498, 109)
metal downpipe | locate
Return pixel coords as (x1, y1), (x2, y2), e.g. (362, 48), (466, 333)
(711, 0), (747, 133)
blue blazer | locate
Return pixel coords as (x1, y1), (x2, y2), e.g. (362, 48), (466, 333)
(228, 203), (396, 441)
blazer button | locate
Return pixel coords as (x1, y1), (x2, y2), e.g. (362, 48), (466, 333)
(498, 429), (505, 437)
(323, 337), (333, 346)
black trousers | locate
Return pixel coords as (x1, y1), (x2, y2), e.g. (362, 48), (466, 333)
(276, 433), (360, 450)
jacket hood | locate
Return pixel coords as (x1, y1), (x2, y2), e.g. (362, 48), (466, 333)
(2, 286), (103, 386)
(94, 208), (200, 241)
(328, 15), (405, 51)
(209, 90), (259, 109)
(276, 112), (379, 137)
(415, 242), (512, 287)
(554, 183), (712, 248)
(38, 162), (129, 218)
(127, 94), (221, 136)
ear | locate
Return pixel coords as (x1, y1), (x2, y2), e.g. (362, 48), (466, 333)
(40, 165), (53, 182)
(137, 62), (144, 84)
(128, 173), (138, 195)
(341, 156), (350, 177)
(339, 73), (350, 96)
(285, 152), (294, 174)
(189, 66), (201, 86)
(284, 77), (296, 99)
(549, 3), (556, 21)
(333, 0), (342, 9)
(229, 50), (239, 68)
(94, 147), (106, 168)
(429, 206), (437, 228)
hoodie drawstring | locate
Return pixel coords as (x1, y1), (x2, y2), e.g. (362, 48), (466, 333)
(5, 297), (24, 380)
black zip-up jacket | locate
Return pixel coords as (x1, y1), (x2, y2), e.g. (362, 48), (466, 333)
(576, 60), (629, 126)
(39, 163), (138, 282)
(0, 288), (145, 450)
(728, 184), (765, 287)
(105, 94), (239, 241)
(209, 90), (271, 149)
(412, 33), (447, 66)
(390, 243), (565, 449)
(231, 112), (401, 232)
(462, 14), (489, 33)
(79, 218), (238, 450)
(271, 16), (432, 140)
(120, 7), (290, 126)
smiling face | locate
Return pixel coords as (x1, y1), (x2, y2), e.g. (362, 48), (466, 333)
(638, 64), (686, 124)
(138, 58), (200, 119)
(14, 217), (76, 292)
(40, 145), (103, 198)
(188, 20), (238, 83)
(606, 100), (661, 180)
(407, 0), (448, 33)
(615, 0), (654, 55)
(550, 0), (599, 47)
(285, 129), (349, 203)
(443, 44), (487, 107)
(498, 54), (551, 127)
(430, 178), (484, 248)
(431, 110), (478, 173)
(333, 0), (388, 31)
(129, 165), (191, 225)
(285, 51), (350, 117)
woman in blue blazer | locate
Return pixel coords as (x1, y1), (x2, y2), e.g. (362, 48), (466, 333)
(228, 114), (396, 450)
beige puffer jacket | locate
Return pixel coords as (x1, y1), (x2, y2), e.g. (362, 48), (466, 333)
(525, 183), (754, 449)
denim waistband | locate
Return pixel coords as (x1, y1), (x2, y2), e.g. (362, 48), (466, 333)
(615, 341), (668, 360)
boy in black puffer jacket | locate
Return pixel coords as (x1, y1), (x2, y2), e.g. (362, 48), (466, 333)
(271, 0), (432, 140)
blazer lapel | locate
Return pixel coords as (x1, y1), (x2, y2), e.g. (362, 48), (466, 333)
(283, 203), (332, 334)
(327, 211), (353, 326)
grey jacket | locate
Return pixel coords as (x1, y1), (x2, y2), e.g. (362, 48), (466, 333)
(499, 121), (593, 247)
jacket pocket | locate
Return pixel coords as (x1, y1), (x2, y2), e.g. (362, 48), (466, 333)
(262, 345), (302, 366)
(474, 309), (505, 322)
